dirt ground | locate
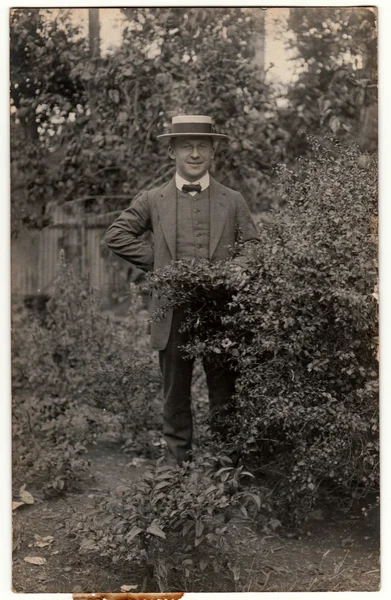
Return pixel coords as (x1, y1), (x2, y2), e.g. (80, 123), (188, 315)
(12, 442), (380, 594)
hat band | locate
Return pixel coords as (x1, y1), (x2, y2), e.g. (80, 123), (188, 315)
(171, 122), (214, 134)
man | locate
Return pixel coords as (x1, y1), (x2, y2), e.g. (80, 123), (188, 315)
(105, 115), (259, 465)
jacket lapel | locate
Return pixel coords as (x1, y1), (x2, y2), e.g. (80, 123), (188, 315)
(209, 177), (229, 259)
(157, 177), (177, 260)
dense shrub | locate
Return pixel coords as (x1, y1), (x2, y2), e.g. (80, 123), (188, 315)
(148, 139), (378, 518)
(12, 255), (163, 492)
(12, 424), (91, 496)
(73, 451), (264, 592)
(12, 252), (115, 397)
(85, 355), (163, 457)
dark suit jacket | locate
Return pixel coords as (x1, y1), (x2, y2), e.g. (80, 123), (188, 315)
(105, 176), (259, 350)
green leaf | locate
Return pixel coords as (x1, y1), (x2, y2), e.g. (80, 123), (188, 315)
(204, 484), (217, 496)
(247, 492), (261, 511)
(182, 520), (193, 537)
(80, 538), (97, 551)
(125, 526), (143, 542)
(241, 471), (255, 478)
(146, 522), (166, 539)
(154, 480), (171, 490)
(215, 466), (233, 478)
(200, 558), (209, 571)
(195, 520), (204, 538)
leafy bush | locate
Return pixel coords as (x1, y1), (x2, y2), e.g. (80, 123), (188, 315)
(12, 425), (90, 496)
(148, 139), (378, 519)
(12, 255), (163, 492)
(85, 355), (163, 457)
(12, 252), (115, 397)
(73, 451), (263, 592)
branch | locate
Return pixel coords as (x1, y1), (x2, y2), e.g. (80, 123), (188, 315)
(142, 111), (161, 155)
(133, 80), (140, 123)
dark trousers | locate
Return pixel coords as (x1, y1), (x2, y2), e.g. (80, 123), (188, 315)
(159, 309), (236, 464)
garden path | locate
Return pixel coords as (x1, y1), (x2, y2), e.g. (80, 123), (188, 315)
(12, 443), (380, 594)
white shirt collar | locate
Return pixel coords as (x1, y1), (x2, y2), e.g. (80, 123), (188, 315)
(175, 171), (210, 195)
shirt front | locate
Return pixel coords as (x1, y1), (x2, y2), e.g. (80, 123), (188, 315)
(175, 171), (210, 196)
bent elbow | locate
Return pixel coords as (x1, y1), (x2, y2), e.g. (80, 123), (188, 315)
(105, 225), (118, 250)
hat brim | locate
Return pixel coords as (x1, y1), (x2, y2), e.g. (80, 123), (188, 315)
(157, 132), (228, 140)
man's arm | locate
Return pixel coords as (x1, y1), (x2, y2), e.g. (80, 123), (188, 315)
(231, 193), (260, 268)
(235, 193), (260, 243)
(105, 191), (154, 272)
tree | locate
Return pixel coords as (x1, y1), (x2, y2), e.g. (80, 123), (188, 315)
(10, 7), (289, 233)
(87, 8), (101, 125)
(282, 7), (377, 155)
(57, 7), (287, 212)
(10, 8), (88, 232)
(10, 9), (88, 139)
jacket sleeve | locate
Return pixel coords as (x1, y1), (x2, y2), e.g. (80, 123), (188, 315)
(105, 191), (154, 272)
(235, 193), (260, 243)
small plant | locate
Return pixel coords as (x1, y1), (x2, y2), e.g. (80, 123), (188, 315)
(73, 451), (263, 592)
(84, 354), (163, 457)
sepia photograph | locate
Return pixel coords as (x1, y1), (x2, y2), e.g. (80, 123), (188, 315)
(9, 4), (379, 595)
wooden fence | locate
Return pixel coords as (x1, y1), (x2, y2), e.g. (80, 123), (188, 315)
(11, 197), (141, 306)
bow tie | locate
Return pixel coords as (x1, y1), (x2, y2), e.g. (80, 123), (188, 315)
(182, 183), (202, 193)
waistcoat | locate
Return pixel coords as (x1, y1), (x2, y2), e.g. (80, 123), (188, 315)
(176, 188), (210, 260)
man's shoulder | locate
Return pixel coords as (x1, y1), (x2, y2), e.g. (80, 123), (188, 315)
(143, 178), (175, 200)
(210, 176), (242, 199)
(131, 179), (174, 205)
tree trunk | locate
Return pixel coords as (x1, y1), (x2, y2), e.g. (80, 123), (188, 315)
(253, 10), (266, 78)
(89, 8), (101, 59)
(88, 8), (100, 124)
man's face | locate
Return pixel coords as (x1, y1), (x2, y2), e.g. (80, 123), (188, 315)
(168, 136), (215, 181)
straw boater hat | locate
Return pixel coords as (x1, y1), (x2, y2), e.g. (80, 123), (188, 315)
(157, 115), (228, 140)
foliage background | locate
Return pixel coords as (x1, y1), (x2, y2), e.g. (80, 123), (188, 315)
(10, 6), (377, 232)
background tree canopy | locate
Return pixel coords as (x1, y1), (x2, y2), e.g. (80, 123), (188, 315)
(281, 7), (377, 155)
(10, 7), (377, 233)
